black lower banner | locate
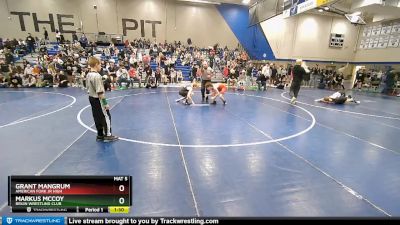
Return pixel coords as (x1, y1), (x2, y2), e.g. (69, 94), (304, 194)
(66, 217), (399, 225)
(1, 217), (398, 225)
(67, 217), (221, 225)
(11, 206), (110, 213)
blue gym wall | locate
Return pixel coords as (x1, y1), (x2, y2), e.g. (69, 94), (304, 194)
(216, 3), (275, 60)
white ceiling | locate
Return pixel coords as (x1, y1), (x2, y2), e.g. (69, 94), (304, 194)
(178, 0), (400, 21)
(215, 0), (254, 4)
(176, 0), (255, 5)
(356, 4), (400, 22)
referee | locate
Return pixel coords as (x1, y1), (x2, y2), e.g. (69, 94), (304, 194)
(87, 57), (119, 142)
(289, 59), (306, 105)
(197, 61), (212, 102)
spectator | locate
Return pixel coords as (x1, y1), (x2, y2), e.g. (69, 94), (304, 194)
(256, 71), (267, 91)
(144, 64), (152, 81)
(192, 64), (199, 82)
(116, 66), (130, 88)
(128, 65), (141, 87)
(72, 32), (78, 43)
(55, 30), (61, 43)
(43, 27), (49, 43)
(9, 72), (22, 88)
(155, 67), (161, 86)
(26, 33), (35, 55)
(335, 73), (345, 90)
(58, 71), (68, 87)
(0, 73), (8, 88)
(382, 67), (396, 95)
(80, 34), (88, 48)
(177, 70), (183, 83)
(170, 68), (176, 84)
(32, 65), (41, 77)
(227, 67), (238, 88)
(246, 63), (253, 86)
(355, 68), (365, 89)
(107, 61), (118, 89)
(1, 61), (11, 79)
(270, 64), (278, 85)
(4, 48), (14, 65)
(26, 74), (37, 88)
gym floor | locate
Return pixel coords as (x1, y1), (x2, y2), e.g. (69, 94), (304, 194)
(0, 87), (399, 217)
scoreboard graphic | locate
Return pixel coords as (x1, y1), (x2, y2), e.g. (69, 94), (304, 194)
(8, 176), (132, 213)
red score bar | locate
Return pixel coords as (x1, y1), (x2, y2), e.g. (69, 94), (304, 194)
(60, 183), (130, 195)
(14, 183), (130, 195)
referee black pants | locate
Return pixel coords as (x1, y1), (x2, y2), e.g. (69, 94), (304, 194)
(89, 96), (112, 137)
(290, 81), (301, 98)
(201, 79), (211, 99)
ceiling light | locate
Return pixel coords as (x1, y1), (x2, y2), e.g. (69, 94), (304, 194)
(352, 11), (362, 16)
(242, 0), (250, 4)
(324, 6), (330, 10)
(318, 9), (324, 12)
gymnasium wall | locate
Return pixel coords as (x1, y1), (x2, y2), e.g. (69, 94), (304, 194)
(260, 13), (359, 62)
(353, 20), (400, 63)
(354, 48), (400, 63)
(0, 0), (239, 48)
(260, 12), (400, 63)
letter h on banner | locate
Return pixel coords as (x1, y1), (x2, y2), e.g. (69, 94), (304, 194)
(32, 13), (55, 32)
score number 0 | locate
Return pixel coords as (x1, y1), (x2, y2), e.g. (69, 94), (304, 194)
(119, 185), (125, 205)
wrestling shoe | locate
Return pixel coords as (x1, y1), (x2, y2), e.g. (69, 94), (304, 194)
(222, 100), (227, 105)
(96, 136), (104, 142)
(103, 135), (119, 142)
(210, 101), (217, 105)
(206, 96), (209, 103)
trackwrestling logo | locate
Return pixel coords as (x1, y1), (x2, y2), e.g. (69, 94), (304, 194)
(2, 217), (65, 225)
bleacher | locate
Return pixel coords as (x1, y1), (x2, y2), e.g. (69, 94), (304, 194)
(46, 44), (192, 81)
(150, 59), (192, 81)
(23, 43), (229, 84)
(47, 44), (59, 56)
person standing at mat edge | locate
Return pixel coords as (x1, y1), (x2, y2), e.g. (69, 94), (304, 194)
(87, 57), (119, 142)
(289, 59), (307, 105)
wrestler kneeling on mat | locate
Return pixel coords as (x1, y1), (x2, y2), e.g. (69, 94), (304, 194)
(316, 91), (360, 104)
(205, 82), (227, 105)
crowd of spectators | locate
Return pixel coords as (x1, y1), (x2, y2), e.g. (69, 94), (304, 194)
(0, 33), (252, 90)
(1, 33), (399, 96)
